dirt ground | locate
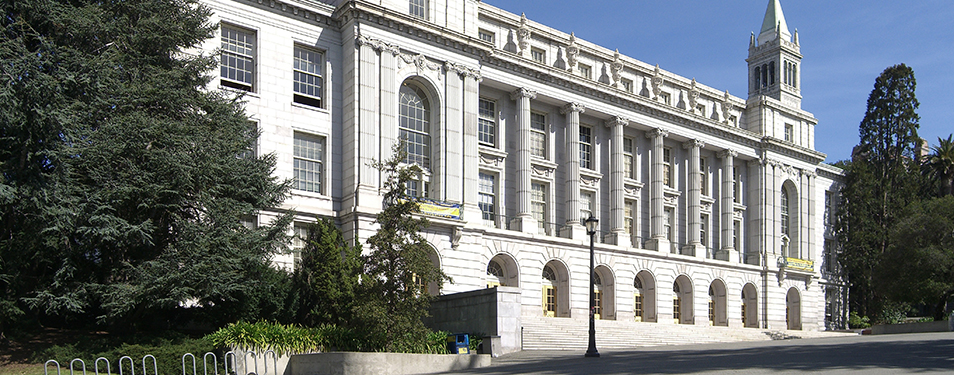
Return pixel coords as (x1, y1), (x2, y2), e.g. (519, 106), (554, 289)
(0, 329), (89, 375)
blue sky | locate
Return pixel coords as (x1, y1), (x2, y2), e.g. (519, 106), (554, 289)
(483, 0), (954, 163)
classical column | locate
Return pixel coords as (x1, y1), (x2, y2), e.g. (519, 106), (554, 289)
(683, 139), (705, 258)
(439, 64), (462, 203)
(461, 70), (481, 221)
(719, 149), (738, 262)
(746, 159), (764, 266)
(562, 102), (586, 239)
(646, 128), (669, 251)
(607, 116), (629, 247)
(511, 88), (537, 233)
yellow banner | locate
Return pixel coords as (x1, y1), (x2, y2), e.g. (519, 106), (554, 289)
(784, 257), (814, 272)
(415, 198), (462, 220)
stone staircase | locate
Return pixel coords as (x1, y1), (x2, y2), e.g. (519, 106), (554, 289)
(520, 316), (857, 350)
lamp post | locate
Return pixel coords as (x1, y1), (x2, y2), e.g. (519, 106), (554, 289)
(584, 215), (600, 358)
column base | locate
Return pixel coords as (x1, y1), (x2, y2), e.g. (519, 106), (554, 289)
(716, 248), (741, 262)
(561, 223), (587, 240)
(645, 238), (671, 252)
(513, 216), (539, 235)
(608, 231), (631, 248)
(682, 244), (707, 259)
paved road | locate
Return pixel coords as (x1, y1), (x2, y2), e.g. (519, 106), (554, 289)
(442, 332), (954, 374)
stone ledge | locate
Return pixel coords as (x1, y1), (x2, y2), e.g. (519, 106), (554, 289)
(289, 352), (491, 375)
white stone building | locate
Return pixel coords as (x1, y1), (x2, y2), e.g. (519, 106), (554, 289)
(201, 0), (848, 338)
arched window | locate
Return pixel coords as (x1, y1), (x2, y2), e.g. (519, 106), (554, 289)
(761, 64), (768, 88)
(780, 188), (790, 238)
(769, 61), (775, 85)
(754, 66), (761, 90)
(487, 260), (504, 287)
(399, 82), (431, 169)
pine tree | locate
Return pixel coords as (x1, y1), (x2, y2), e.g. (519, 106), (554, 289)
(355, 143), (450, 352)
(0, 0), (291, 333)
(837, 64), (925, 321)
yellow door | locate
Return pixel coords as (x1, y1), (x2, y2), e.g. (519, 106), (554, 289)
(633, 292), (643, 322)
(673, 296), (681, 324)
(543, 286), (556, 317)
(593, 289), (602, 320)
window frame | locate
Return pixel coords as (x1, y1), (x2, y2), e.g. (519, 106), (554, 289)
(623, 137), (635, 180)
(478, 98), (497, 147)
(663, 147), (673, 188)
(531, 182), (549, 235)
(700, 156), (708, 196)
(409, 0), (428, 20)
(293, 131), (325, 194)
(531, 47), (546, 64)
(220, 24), (256, 92)
(530, 112), (548, 160)
(292, 45), (324, 108)
(580, 125), (593, 170)
(579, 63), (592, 79)
(399, 82), (432, 170)
(478, 172), (497, 226)
(478, 29), (495, 44)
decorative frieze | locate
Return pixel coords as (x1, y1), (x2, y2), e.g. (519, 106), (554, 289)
(445, 61), (482, 81)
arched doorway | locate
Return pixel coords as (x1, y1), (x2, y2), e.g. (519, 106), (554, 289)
(634, 271), (657, 322)
(673, 275), (693, 324)
(786, 287), (801, 330)
(413, 246), (442, 296)
(708, 280), (727, 326)
(742, 283), (759, 328)
(542, 260), (570, 317)
(593, 266), (615, 320)
(486, 253), (519, 288)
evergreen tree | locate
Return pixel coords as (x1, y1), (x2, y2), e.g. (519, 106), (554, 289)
(355, 144), (450, 352)
(880, 196), (954, 321)
(292, 218), (362, 328)
(836, 64), (924, 321)
(0, 0), (290, 333)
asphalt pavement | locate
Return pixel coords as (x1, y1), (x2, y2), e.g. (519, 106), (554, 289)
(439, 332), (954, 374)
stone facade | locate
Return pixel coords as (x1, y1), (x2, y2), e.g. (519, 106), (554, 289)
(200, 0), (847, 332)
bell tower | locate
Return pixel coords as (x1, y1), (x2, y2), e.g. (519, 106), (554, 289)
(747, 0), (802, 109)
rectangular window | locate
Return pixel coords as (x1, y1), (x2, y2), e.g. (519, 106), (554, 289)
(824, 191), (835, 229)
(220, 24), (255, 91)
(293, 46), (323, 108)
(294, 132), (324, 194)
(659, 92), (671, 105)
(531, 48), (546, 64)
(733, 220), (741, 251)
(664, 207), (673, 242)
(623, 138), (635, 179)
(580, 191), (594, 221)
(240, 121), (257, 159)
(478, 98), (496, 147)
(292, 223), (309, 266)
(701, 213), (709, 249)
(478, 29), (495, 44)
(621, 78), (633, 93)
(580, 126), (593, 170)
(733, 166), (741, 203)
(531, 182), (548, 235)
(700, 157), (708, 196)
(241, 216), (258, 230)
(409, 0), (427, 19)
(479, 172), (496, 225)
(530, 112), (547, 159)
(406, 179), (429, 198)
(696, 104), (706, 116)
(579, 64), (591, 79)
(784, 124), (794, 142)
(624, 200), (635, 236)
(663, 147), (673, 188)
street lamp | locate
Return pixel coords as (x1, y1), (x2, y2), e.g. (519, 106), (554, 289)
(584, 215), (600, 358)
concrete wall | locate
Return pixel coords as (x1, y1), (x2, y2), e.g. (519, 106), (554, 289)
(425, 286), (522, 356)
(289, 352), (491, 375)
(870, 320), (951, 335)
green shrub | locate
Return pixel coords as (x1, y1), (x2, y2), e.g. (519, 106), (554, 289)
(205, 321), (323, 356)
(36, 333), (217, 375)
(848, 312), (870, 329)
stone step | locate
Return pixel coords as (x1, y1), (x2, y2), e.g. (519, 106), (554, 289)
(519, 317), (856, 350)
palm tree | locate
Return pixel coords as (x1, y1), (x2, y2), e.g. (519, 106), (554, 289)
(923, 135), (954, 197)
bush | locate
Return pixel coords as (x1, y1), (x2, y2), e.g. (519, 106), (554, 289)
(848, 312), (870, 329)
(205, 321), (322, 356)
(36, 332), (218, 375)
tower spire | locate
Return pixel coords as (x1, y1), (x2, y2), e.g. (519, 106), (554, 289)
(757, 0), (791, 45)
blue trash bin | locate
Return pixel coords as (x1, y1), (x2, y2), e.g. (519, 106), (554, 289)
(447, 333), (470, 354)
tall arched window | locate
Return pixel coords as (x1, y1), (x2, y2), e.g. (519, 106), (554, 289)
(780, 188), (790, 238)
(399, 82), (431, 169)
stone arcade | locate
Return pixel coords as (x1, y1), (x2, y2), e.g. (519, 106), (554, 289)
(201, 0), (848, 354)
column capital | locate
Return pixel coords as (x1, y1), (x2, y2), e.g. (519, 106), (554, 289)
(718, 149), (738, 159)
(605, 115), (628, 128)
(510, 87), (537, 101)
(747, 159), (762, 168)
(445, 61), (482, 82)
(561, 102), (586, 115)
(645, 128), (669, 139)
(356, 34), (400, 55)
(682, 139), (705, 150)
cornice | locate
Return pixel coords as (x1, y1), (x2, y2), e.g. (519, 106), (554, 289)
(760, 137), (826, 165)
(229, 0), (338, 29)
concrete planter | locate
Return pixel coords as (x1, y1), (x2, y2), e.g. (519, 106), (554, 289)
(869, 320), (951, 335)
(289, 352), (491, 375)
